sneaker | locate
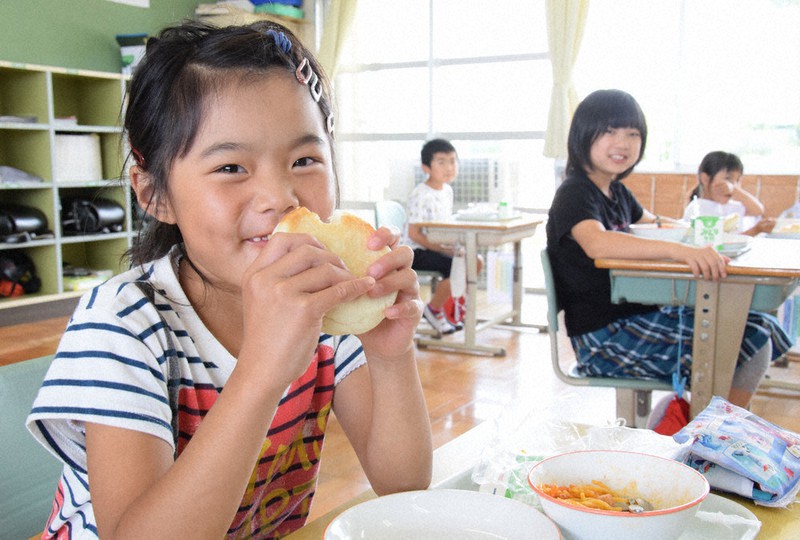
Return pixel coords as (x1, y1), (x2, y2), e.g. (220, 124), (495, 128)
(423, 304), (457, 335)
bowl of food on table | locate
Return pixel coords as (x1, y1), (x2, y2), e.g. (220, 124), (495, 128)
(628, 222), (690, 242)
(770, 218), (800, 239)
(528, 450), (709, 540)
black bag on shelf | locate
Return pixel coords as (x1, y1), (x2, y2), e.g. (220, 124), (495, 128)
(0, 249), (41, 297)
(0, 204), (51, 243)
(61, 197), (125, 235)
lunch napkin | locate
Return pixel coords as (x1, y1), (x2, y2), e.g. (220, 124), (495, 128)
(674, 396), (800, 508)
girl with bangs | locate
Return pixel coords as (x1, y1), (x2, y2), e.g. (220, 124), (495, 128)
(546, 89), (791, 417)
(26, 21), (431, 539)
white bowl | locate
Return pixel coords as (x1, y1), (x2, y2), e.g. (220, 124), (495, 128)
(720, 233), (752, 251)
(629, 223), (690, 242)
(324, 489), (561, 539)
(528, 450), (709, 540)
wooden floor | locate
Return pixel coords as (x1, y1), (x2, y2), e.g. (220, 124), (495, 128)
(2, 292), (799, 525)
(308, 295), (800, 521)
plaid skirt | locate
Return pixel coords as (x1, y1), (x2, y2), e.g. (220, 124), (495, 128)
(571, 306), (793, 385)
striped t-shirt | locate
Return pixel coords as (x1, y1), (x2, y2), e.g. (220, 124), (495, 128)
(27, 247), (366, 539)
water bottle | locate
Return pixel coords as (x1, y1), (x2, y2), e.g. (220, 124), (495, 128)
(498, 201), (512, 219)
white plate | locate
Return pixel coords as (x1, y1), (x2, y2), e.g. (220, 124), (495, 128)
(629, 223), (691, 243)
(768, 231), (800, 239)
(455, 212), (522, 222)
(678, 493), (760, 539)
(770, 219), (800, 239)
(454, 209), (523, 222)
(720, 233), (752, 251)
(324, 489), (560, 539)
(455, 211), (500, 221)
(719, 245), (751, 258)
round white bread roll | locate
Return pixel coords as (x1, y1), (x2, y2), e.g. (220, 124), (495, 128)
(274, 207), (398, 335)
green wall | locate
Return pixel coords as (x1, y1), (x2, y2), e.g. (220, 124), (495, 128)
(0, 0), (201, 73)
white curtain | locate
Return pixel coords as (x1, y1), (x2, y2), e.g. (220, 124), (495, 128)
(317, 0), (359, 80)
(543, 0), (589, 159)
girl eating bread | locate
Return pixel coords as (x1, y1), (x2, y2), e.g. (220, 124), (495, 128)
(26, 21), (432, 539)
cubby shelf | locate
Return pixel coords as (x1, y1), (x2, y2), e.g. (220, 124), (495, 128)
(0, 60), (132, 313)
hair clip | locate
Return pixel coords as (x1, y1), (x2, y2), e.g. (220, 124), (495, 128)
(326, 113), (335, 134)
(295, 57), (322, 103)
(295, 58), (313, 84)
(309, 77), (322, 102)
(266, 29), (292, 54)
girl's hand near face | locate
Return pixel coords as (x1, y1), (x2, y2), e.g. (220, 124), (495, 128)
(238, 232), (376, 387)
(710, 179), (735, 200)
(357, 226), (423, 359)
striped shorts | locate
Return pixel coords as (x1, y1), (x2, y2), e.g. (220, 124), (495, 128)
(570, 306), (793, 385)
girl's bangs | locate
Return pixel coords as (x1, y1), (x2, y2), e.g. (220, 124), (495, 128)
(607, 112), (644, 132)
(605, 95), (646, 132)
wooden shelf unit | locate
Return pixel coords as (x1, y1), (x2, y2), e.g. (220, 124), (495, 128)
(0, 61), (131, 315)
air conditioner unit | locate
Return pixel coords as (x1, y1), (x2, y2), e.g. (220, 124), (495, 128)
(414, 158), (516, 208)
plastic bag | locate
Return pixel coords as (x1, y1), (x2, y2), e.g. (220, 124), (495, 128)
(449, 244), (466, 298)
(673, 396), (800, 508)
(470, 404), (585, 507)
(446, 245), (467, 325)
(470, 398), (691, 507)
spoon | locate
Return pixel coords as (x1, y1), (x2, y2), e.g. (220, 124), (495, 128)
(613, 497), (654, 513)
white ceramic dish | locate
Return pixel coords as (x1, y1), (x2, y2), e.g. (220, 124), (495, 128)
(770, 218), (800, 239)
(717, 233), (752, 257)
(528, 450), (709, 540)
(324, 488), (561, 539)
(455, 212), (522, 222)
(677, 493), (760, 540)
(431, 465), (759, 540)
(455, 211), (500, 221)
(719, 245), (751, 258)
(454, 208), (522, 222)
(720, 233), (752, 251)
(769, 231), (800, 239)
(455, 209), (499, 220)
(768, 218), (800, 239)
(629, 223), (690, 242)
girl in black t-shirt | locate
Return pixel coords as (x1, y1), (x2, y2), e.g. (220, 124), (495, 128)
(546, 89), (791, 410)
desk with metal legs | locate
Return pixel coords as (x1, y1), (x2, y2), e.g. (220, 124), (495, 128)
(596, 238), (800, 418)
(414, 214), (545, 356)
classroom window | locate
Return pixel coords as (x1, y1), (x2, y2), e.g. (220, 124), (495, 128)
(334, 0), (799, 211)
(576, 0), (800, 174)
(333, 0), (554, 211)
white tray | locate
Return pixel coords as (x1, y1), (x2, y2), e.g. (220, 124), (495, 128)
(432, 467), (761, 539)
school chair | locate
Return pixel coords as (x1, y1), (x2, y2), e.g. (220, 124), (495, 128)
(540, 249), (671, 428)
(0, 355), (61, 539)
(373, 199), (444, 291)
(374, 199), (447, 336)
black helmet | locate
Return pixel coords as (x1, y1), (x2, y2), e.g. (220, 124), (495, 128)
(0, 250), (41, 297)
